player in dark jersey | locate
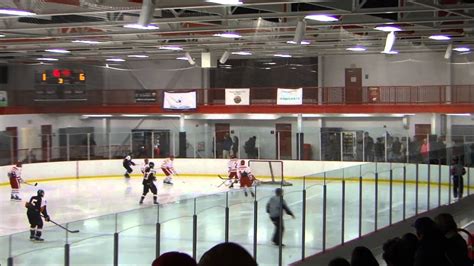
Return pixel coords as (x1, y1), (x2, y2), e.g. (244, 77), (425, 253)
(25, 189), (50, 242)
(139, 162), (158, 205)
(123, 155), (135, 178)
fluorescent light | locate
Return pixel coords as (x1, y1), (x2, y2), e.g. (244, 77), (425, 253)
(0, 8), (36, 16)
(37, 57), (58, 61)
(124, 24), (159, 30)
(106, 58), (125, 62)
(287, 40), (310, 45)
(72, 40), (102, 44)
(446, 113), (471, 116)
(159, 46), (183, 51)
(383, 31), (396, 53)
(445, 44), (453, 59)
(302, 114), (323, 118)
(305, 14), (338, 22)
(264, 67), (271, 70)
(429, 35), (451, 41)
(374, 25), (401, 32)
(45, 49), (70, 54)
(127, 55), (149, 58)
(341, 114), (372, 117)
(83, 114), (113, 118)
(206, 0), (243, 5)
(264, 62), (276, 65)
(346, 47), (366, 52)
(453, 47), (470, 52)
(214, 32), (242, 38)
(0, 34), (5, 37)
(176, 56), (188, 60)
(274, 54), (292, 58)
(121, 114), (149, 117)
(382, 50), (399, 54)
(247, 114), (280, 120)
(232, 51), (252, 56)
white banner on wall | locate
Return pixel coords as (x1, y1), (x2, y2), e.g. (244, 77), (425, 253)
(0, 91), (7, 107)
(163, 91), (197, 110)
(225, 88), (250, 105)
(277, 88), (303, 105)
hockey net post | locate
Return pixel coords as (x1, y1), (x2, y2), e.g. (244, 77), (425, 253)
(248, 160), (292, 186)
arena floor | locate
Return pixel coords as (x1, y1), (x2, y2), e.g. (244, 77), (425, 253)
(0, 175), (451, 266)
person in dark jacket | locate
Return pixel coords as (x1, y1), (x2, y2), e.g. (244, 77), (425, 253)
(266, 188), (295, 246)
(435, 213), (472, 266)
(451, 157), (467, 199)
(222, 133), (233, 159)
(413, 216), (451, 266)
(351, 246), (379, 266)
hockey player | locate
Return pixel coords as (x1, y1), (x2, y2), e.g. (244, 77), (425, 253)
(139, 162), (158, 205)
(122, 155), (135, 178)
(25, 189), (50, 242)
(227, 155), (239, 188)
(237, 160), (255, 197)
(161, 155), (176, 185)
(8, 162), (23, 201)
(141, 158), (150, 174)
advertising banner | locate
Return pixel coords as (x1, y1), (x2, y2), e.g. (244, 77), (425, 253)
(277, 88), (303, 105)
(225, 88), (250, 105)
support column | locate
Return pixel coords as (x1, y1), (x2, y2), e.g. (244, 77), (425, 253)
(179, 114), (186, 158)
(318, 55), (324, 105)
(296, 114), (304, 160)
(431, 113), (442, 136)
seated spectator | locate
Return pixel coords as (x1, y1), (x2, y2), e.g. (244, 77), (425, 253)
(413, 216), (451, 266)
(383, 237), (415, 266)
(402, 232), (418, 265)
(328, 257), (350, 266)
(152, 252), (196, 266)
(350, 246), (379, 266)
(434, 213), (471, 266)
(198, 242), (257, 266)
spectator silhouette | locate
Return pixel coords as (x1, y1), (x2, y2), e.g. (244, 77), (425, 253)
(363, 132), (374, 162)
(198, 242), (257, 266)
(413, 216), (451, 266)
(328, 257), (350, 266)
(350, 246), (379, 266)
(152, 252), (196, 266)
(434, 213), (471, 266)
(383, 237), (416, 266)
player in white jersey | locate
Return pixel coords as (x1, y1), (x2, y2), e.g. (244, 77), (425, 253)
(141, 158), (149, 174)
(237, 160), (255, 197)
(161, 155), (176, 185)
(8, 162), (24, 201)
(227, 155), (239, 188)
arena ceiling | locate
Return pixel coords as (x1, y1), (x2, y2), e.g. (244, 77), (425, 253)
(0, 0), (473, 63)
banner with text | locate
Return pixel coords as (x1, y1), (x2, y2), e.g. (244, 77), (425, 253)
(225, 88), (250, 105)
(277, 88), (303, 105)
(0, 91), (7, 107)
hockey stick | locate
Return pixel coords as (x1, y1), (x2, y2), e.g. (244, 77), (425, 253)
(42, 216), (80, 233)
(24, 181), (38, 187)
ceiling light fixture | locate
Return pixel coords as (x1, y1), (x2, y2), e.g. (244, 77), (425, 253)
(214, 32), (242, 38)
(159, 46), (183, 51)
(219, 51), (231, 64)
(346, 47), (366, 52)
(176, 56), (188, 61)
(123, 24), (159, 30)
(453, 47), (470, 52)
(231, 51), (252, 56)
(206, 0), (243, 5)
(293, 20), (306, 45)
(383, 31), (396, 54)
(374, 25), (402, 32)
(305, 14), (338, 22)
(444, 44), (453, 59)
(429, 35), (451, 41)
(0, 8), (36, 16)
(0, 34), (5, 37)
(37, 58), (59, 61)
(72, 40), (102, 44)
(274, 54), (292, 58)
(106, 58), (126, 62)
(287, 40), (310, 45)
(185, 52), (196, 65)
(121, 114), (149, 117)
(45, 49), (70, 54)
(127, 55), (149, 58)
(381, 50), (399, 54)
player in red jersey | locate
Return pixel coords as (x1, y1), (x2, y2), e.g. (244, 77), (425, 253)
(8, 162), (24, 201)
(227, 155), (239, 188)
(237, 160), (255, 197)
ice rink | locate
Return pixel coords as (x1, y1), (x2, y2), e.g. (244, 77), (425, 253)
(0, 173), (451, 266)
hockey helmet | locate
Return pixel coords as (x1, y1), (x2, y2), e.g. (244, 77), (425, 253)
(16, 161), (23, 167)
(240, 160), (246, 165)
(149, 162), (155, 168)
(125, 155), (131, 160)
(37, 189), (45, 197)
(144, 158), (149, 164)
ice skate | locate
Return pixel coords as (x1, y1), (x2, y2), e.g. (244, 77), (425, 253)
(34, 237), (45, 242)
(124, 173), (130, 178)
(10, 195), (15, 200)
(14, 195), (22, 201)
(139, 199), (144, 205)
(244, 191), (248, 197)
(163, 180), (173, 185)
(250, 191), (255, 197)
(153, 200), (158, 205)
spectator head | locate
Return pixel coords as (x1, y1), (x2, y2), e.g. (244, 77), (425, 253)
(198, 242), (257, 266)
(328, 257), (350, 266)
(364, 132), (369, 137)
(383, 237), (407, 266)
(275, 188), (283, 196)
(434, 213), (458, 235)
(350, 246), (379, 266)
(401, 232), (418, 250)
(152, 252), (196, 266)
(413, 216), (437, 239)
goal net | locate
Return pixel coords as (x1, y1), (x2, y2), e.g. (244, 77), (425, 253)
(248, 160), (292, 186)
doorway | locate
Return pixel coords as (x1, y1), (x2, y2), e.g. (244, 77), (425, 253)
(345, 68), (363, 104)
(215, 123), (230, 158)
(276, 124), (292, 160)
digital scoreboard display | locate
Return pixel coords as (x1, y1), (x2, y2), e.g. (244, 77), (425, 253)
(37, 69), (86, 85)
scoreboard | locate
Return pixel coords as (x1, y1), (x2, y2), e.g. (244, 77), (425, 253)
(35, 69), (87, 101)
(37, 69), (86, 85)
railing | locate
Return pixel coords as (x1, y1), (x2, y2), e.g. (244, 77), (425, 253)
(4, 85), (474, 107)
(1, 160), (473, 266)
